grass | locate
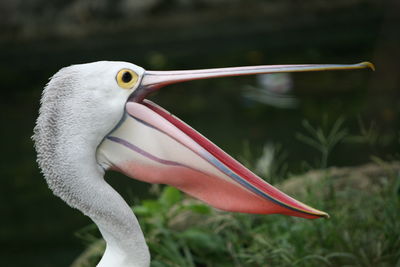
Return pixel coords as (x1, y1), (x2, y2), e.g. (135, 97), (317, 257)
(71, 161), (400, 267)
(296, 117), (348, 169)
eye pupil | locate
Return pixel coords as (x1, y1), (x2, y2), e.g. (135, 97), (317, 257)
(121, 71), (132, 83)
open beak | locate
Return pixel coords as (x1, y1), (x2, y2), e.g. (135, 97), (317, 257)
(97, 62), (373, 219)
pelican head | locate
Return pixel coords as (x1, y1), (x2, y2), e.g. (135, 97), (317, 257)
(33, 60), (373, 266)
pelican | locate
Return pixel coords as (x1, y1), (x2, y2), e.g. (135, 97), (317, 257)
(33, 61), (373, 267)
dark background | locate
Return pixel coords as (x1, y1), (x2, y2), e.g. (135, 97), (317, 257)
(1, 0), (399, 266)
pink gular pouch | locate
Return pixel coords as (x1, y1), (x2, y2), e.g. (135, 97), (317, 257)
(97, 99), (327, 219)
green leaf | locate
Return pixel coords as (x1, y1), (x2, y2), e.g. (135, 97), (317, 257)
(184, 204), (212, 215)
(180, 229), (224, 253)
(160, 186), (182, 208)
(143, 200), (163, 213)
(132, 205), (150, 216)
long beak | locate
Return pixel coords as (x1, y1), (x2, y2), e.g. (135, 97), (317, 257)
(130, 62), (374, 101)
(97, 61), (373, 219)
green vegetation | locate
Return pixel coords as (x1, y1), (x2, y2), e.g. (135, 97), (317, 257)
(296, 117), (348, 169)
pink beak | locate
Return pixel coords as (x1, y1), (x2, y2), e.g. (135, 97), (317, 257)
(97, 62), (373, 219)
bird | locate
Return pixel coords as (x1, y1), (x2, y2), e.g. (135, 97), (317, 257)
(33, 60), (373, 267)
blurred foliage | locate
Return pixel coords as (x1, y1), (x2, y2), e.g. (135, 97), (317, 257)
(296, 117), (348, 169)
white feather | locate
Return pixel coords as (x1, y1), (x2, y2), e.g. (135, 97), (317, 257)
(33, 61), (150, 267)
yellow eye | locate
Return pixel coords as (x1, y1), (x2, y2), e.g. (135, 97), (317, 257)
(116, 69), (139, 89)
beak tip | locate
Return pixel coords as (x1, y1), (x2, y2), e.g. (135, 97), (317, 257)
(310, 211), (329, 219)
(359, 61), (375, 71)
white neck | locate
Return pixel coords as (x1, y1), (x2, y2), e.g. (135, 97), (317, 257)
(87, 170), (150, 267)
(36, 135), (150, 266)
(70, 144), (151, 267)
